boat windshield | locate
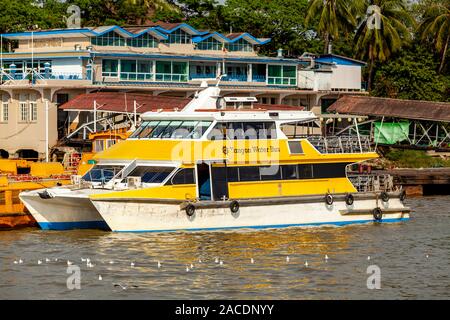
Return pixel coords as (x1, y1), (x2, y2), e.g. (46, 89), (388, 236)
(82, 165), (124, 183)
(122, 166), (175, 183)
(130, 120), (212, 139)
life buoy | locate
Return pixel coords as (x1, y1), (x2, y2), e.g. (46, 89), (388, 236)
(230, 200), (239, 213)
(345, 193), (354, 206)
(373, 207), (383, 221)
(380, 192), (389, 202)
(185, 204), (195, 217)
(325, 193), (333, 205)
(400, 190), (407, 202)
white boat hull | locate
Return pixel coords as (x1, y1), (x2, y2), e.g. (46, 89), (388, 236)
(19, 189), (109, 230)
(92, 195), (410, 232)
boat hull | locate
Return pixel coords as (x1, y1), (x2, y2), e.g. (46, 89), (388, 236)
(19, 190), (108, 230)
(92, 193), (410, 232)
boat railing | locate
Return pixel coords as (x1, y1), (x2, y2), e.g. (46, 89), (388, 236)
(347, 173), (396, 193)
(303, 135), (372, 154)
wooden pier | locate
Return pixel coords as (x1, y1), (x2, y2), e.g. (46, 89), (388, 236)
(374, 168), (450, 196)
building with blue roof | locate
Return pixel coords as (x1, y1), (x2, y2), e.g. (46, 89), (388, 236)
(0, 22), (367, 158)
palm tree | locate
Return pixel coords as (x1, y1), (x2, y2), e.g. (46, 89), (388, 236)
(354, 0), (413, 91)
(123, 0), (180, 24)
(419, 1), (450, 73)
(305, 0), (363, 53)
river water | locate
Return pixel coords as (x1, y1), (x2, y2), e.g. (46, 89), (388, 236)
(0, 196), (449, 299)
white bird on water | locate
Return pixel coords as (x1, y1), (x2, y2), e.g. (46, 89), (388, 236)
(109, 261), (114, 264)
(130, 262), (135, 267)
(19, 259), (23, 264)
(426, 254), (429, 259)
(45, 258), (50, 263)
(198, 259), (202, 264)
(87, 262), (94, 268)
(250, 258), (254, 264)
(186, 266), (190, 272)
(81, 258), (86, 262)
(98, 275), (102, 281)
(38, 260), (42, 265)
(304, 260), (309, 267)
(215, 257), (219, 263)
(367, 256), (371, 261)
(325, 255), (329, 261)
(13, 260), (18, 264)
(86, 258), (91, 265)
(286, 256), (290, 263)
(219, 260), (224, 266)
(67, 260), (72, 266)
(190, 263), (194, 269)
(157, 261), (161, 268)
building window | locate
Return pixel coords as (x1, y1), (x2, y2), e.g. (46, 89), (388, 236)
(164, 29), (191, 44)
(92, 31), (126, 46)
(225, 39), (253, 52)
(19, 102), (28, 122)
(118, 60), (153, 81)
(102, 59), (119, 77)
(197, 38), (223, 50)
(155, 61), (188, 82)
(268, 65), (297, 85)
(128, 33), (157, 48)
(0, 102), (8, 122)
(29, 102), (37, 122)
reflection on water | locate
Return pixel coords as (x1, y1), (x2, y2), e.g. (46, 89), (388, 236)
(0, 196), (449, 299)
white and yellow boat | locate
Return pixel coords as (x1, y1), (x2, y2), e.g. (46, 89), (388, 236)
(20, 85), (410, 232)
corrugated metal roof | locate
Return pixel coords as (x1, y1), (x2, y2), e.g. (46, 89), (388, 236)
(60, 92), (190, 113)
(327, 96), (450, 122)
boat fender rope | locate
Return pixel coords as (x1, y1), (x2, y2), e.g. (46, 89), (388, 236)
(373, 207), (383, 221)
(325, 193), (333, 206)
(380, 192), (389, 202)
(185, 204), (195, 217)
(230, 200), (239, 213)
(345, 193), (354, 206)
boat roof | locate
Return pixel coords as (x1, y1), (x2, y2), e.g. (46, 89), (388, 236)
(140, 110), (317, 122)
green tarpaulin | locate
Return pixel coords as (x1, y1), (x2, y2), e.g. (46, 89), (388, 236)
(374, 121), (410, 145)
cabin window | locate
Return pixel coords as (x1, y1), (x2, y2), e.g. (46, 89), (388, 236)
(238, 166), (260, 181)
(208, 122), (277, 140)
(298, 164), (313, 179)
(287, 141), (303, 154)
(313, 163), (347, 179)
(131, 120), (212, 139)
(126, 166), (174, 183)
(82, 165), (124, 183)
(225, 38), (253, 52)
(156, 61), (188, 82)
(260, 165), (282, 181)
(281, 165), (298, 180)
(169, 168), (195, 185)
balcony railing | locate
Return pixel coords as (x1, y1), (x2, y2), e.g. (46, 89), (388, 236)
(189, 73), (216, 80)
(119, 72), (154, 81)
(1, 71), (89, 81)
(252, 75), (266, 82)
(223, 74), (248, 82)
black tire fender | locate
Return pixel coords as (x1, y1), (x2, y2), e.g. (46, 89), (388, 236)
(345, 193), (354, 206)
(373, 207), (383, 221)
(400, 190), (407, 202)
(230, 200), (239, 213)
(185, 204), (195, 217)
(380, 191), (389, 202)
(325, 193), (333, 205)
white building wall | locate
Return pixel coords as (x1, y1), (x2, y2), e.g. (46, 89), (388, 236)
(330, 65), (361, 90)
(51, 58), (83, 76)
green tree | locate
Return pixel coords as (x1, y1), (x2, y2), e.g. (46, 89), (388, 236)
(305, 0), (362, 54)
(418, 0), (450, 73)
(220, 0), (318, 56)
(354, 0), (413, 91)
(121, 0), (180, 24)
(372, 44), (448, 101)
